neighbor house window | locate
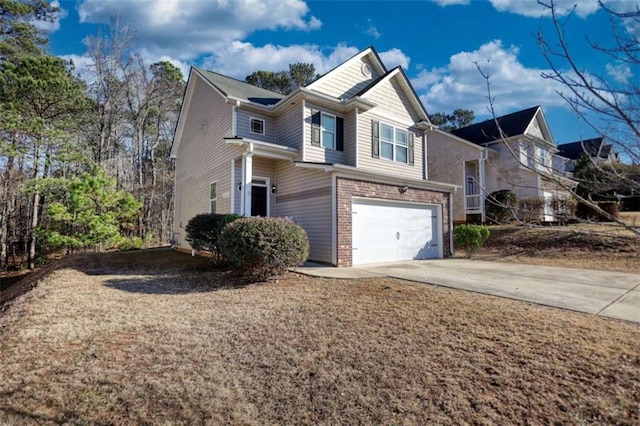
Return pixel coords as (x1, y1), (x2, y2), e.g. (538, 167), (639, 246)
(250, 118), (265, 135)
(379, 122), (409, 163)
(209, 182), (217, 213)
(321, 112), (336, 149)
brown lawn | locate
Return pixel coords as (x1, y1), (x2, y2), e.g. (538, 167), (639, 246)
(466, 220), (640, 273)
(1, 248), (639, 425)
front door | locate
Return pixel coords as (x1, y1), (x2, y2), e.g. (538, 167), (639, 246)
(251, 179), (268, 217)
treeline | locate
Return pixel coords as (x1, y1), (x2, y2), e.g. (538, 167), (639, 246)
(1, 2), (185, 269)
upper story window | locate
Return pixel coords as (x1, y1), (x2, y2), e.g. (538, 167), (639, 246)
(321, 112), (336, 149)
(311, 109), (344, 151)
(374, 121), (413, 164)
(520, 141), (551, 170)
(209, 182), (217, 213)
(250, 117), (265, 135)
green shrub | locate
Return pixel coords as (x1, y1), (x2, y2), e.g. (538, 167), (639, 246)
(485, 190), (518, 224)
(185, 213), (242, 261)
(453, 224), (490, 259)
(519, 197), (545, 224)
(219, 217), (309, 281)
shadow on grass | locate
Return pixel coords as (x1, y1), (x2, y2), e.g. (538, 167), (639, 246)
(103, 273), (250, 295)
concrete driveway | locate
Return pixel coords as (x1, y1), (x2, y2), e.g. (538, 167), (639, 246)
(296, 259), (640, 323)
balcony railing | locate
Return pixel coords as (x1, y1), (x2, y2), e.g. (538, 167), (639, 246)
(466, 194), (481, 211)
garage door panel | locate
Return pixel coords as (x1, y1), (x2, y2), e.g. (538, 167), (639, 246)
(352, 199), (441, 265)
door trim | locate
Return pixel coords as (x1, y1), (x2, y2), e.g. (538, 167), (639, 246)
(251, 176), (270, 217)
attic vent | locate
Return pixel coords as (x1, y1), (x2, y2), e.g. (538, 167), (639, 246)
(361, 63), (372, 78)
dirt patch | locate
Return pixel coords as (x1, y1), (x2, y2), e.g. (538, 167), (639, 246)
(1, 249), (638, 424)
(467, 222), (640, 273)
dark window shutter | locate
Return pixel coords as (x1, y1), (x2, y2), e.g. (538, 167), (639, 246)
(371, 120), (379, 158)
(311, 109), (321, 146)
(408, 132), (415, 165)
(336, 117), (344, 151)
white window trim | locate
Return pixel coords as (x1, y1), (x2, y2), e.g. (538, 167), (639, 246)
(379, 121), (409, 164)
(321, 112), (336, 150)
(209, 181), (217, 213)
(249, 117), (265, 135)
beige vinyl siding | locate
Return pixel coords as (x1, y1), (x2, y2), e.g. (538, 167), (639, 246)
(310, 56), (380, 99)
(485, 141), (541, 200)
(275, 103), (303, 155)
(427, 132), (482, 222)
(174, 76), (241, 248)
(357, 110), (424, 180)
(304, 102), (346, 164)
(345, 109), (357, 166)
(364, 77), (421, 123)
(527, 116), (544, 140)
(236, 110), (276, 143)
(274, 162), (333, 263)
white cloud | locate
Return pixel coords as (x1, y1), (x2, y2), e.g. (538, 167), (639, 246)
(77, 0), (322, 60)
(418, 40), (567, 116)
(488, 0), (601, 18)
(31, 0), (67, 33)
(431, 0), (470, 6)
(379, 48), (411, 70)
(606, 62), (633, 83)
(364, 18), (381, 39)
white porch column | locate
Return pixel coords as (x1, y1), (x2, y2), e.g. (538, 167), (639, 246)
(241, 149), (253, 216)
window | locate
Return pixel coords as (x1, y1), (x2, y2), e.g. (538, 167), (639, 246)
(321, 112), (336, 149)
(311, 110), (343, 151)
(209, 182), (217, 213)
(250, 118), (264, 135)
(379, 122), (409, 163)
(537, 146), (549, 169)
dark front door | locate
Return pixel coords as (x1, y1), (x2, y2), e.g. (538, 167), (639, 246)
(251, 185), (268, 216)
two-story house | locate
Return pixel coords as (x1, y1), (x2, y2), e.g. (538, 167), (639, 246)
(556, 136), (619, 174)
(428, 106), (577, 223)
(171, 47), (456, 267)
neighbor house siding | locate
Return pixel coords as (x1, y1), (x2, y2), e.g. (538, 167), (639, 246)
(174, 76), (241, 248)
(356, 109), (424, 180)
(274, 162), (333, 263)
(485, 141), (541, 200)
(304, 102), (347, 164)
(309, 56), (380, 99)
(427, 131), (482, 223)
(236, 109), (276, 143)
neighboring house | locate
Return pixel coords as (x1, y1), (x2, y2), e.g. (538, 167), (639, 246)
(429, 106), (576, 223)
(171, 47), (457, 267)
(556, 136), (618, 174)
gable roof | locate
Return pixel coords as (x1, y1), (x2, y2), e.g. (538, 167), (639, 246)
(305, 46), (387, 93)
(356, 66), (430, 123)
(557, 137), (606, 160)
(194, 68), (284, 106)
(451, 106), (540, 145)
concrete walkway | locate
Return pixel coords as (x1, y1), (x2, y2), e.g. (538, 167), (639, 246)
(295, 259), (640, 323)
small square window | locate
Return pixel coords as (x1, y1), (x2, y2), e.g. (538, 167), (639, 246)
(250, 118), (265, 135)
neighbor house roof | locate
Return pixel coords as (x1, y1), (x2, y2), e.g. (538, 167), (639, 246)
(557, 137), (607, 160)
(194, 68), (284, 106)
(451, 106), (540, 145)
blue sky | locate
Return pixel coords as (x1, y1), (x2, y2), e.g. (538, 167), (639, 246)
(43, 0), (638, 145)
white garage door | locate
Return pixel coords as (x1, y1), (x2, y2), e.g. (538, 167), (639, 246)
(352, 198), (441, 265)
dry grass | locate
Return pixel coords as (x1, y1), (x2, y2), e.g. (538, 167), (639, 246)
(468, 221), (640, 273)
(1, 248), (639, 424)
